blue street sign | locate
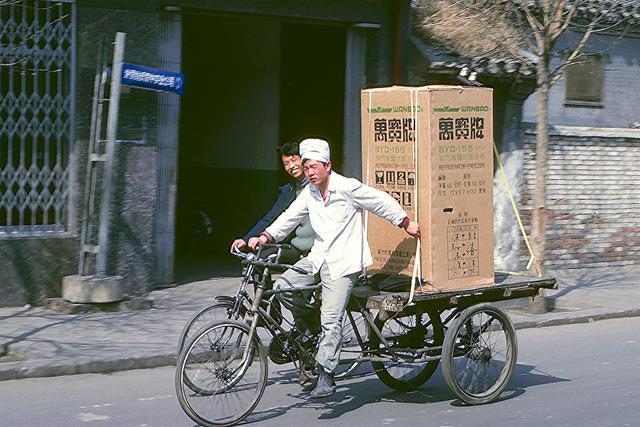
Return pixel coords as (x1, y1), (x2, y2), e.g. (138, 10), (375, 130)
(121, 63), (185, 95)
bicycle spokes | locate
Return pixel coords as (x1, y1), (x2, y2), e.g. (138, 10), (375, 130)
(176, 321), (268, 426)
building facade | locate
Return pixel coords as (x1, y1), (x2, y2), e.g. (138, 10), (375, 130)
(409, 1), (640, 272)
(3, 1), (637, 306)
(0, 0), (412, 306)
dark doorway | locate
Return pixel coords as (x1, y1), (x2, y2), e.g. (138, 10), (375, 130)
(176, 15), (346, 283)
(280, 23), (346, 176)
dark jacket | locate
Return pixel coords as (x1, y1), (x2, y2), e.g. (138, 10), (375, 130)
(242, 183), (296, 242)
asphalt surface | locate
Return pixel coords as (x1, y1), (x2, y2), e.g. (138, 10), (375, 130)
(2, 318), (639, 426)
(1, 264), (639, 381)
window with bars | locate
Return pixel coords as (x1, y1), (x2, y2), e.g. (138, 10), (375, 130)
(0, 0), (74, 235)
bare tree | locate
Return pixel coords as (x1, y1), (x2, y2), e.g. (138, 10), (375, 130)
(417, 0), (632, 310)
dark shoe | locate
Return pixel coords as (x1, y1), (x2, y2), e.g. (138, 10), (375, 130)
(310, 366), (336, 399)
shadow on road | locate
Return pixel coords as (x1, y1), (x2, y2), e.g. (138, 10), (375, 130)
(0, 312), (87, 351)
(244, 362), (569, 425)
(548, 265), (640, 299)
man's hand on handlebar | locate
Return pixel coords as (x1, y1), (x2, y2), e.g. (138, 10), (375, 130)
(231, 242), (308, 275)
(248, 236), (263, 251)
(231, 238), (247, 252)
(248, 232), (273, 251)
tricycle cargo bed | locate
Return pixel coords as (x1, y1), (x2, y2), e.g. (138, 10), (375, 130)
(356, 272), (557, 313)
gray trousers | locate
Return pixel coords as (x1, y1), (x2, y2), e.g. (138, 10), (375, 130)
(274, 257), (358, 373)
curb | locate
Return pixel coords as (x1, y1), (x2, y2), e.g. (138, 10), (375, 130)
(0, 354), (176, 382)
(511, 307), (640, 330)
(2, 308), (639, 382)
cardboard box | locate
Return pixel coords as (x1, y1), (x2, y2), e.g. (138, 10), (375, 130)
(361, 85), (494, 291)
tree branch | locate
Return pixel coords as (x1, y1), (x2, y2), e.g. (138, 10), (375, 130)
(552, 0), (582, 41)
(510, 4), (539, 54)
(514, 0), (545, 55)
(549, 22), (595, 85)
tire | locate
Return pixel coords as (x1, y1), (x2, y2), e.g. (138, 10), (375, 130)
(369, 309), (444, 391)
(441, 303), (517, 405)
(175, 320), (268, 427)
(334, 310), (367, 380)
(177, 298), (243, 354)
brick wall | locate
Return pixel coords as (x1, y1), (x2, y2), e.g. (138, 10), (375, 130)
(521, 124), (640, 269)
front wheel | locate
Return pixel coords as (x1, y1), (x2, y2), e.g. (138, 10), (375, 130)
(175, 321), (268, 427)
(441, 303), (517, 405)
(369, 310), (444, 391)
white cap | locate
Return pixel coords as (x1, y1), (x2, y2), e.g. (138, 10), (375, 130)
(299, 138), (330, 163)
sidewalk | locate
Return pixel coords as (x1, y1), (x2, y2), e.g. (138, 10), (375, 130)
(1, 265), (639, 381)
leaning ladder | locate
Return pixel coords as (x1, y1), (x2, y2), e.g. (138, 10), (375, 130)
(78, 32), (126, 277)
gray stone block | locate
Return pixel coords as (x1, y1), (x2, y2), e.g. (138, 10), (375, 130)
(62, 275), (123, 303)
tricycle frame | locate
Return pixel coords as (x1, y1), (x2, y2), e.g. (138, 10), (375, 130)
(175, 243), (558, 426)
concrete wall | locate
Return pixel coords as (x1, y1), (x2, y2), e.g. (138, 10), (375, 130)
(520, 125), (640, 269)
(74, 7), (161, 296)
(0, 237), (78, 307)
(523, 32), (640, 128)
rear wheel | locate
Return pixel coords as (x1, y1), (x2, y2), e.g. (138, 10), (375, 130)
(334, 310), (367, 379)
(369, 310), (444, 391)
(175, 321), (267, 426)
(177, 299), (242, 354)
(442, 303), (517, 405)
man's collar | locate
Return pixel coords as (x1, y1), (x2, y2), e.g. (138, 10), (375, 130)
(326, 172), (336, 192)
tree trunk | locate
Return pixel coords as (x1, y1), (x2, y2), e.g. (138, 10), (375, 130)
(528, 59), (550, 313)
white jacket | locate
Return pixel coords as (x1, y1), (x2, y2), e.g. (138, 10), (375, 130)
(265, 172), (407, 279)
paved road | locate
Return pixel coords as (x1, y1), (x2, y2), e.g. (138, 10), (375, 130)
(1, 317), (638, 427)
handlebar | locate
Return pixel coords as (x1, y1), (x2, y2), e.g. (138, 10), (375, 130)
(258, 243), (296, 251)
(230, 244), (308, 275)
